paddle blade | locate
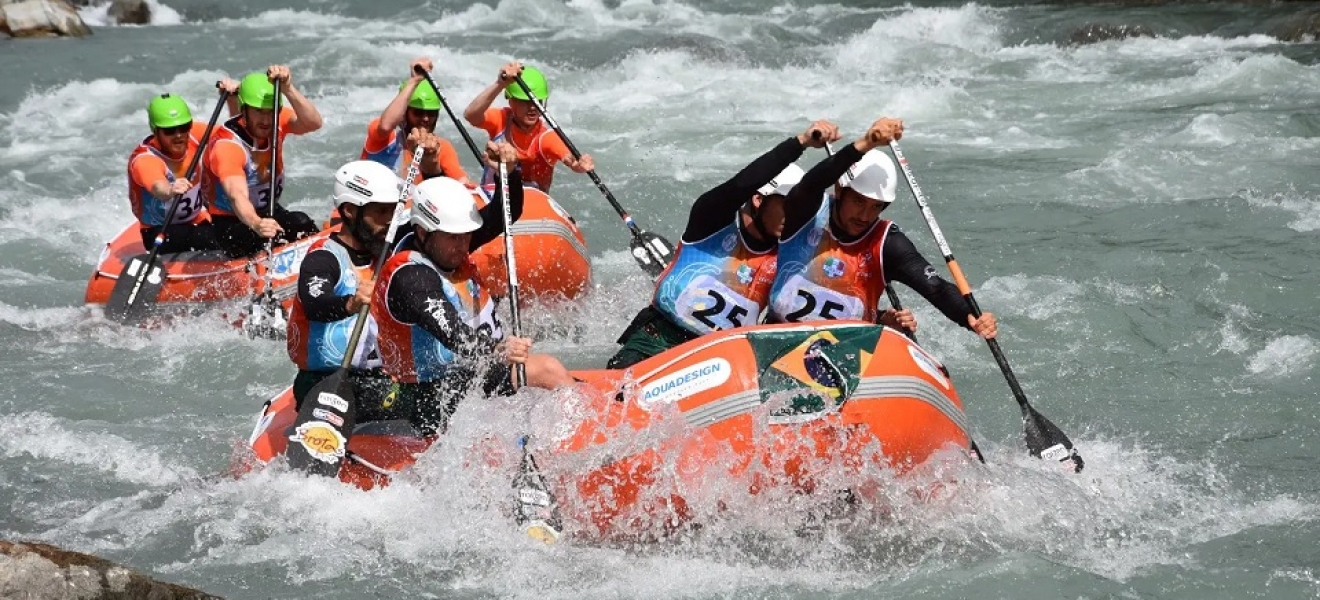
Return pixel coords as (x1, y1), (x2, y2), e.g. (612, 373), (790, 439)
(1022, 405), (1084, 473)
(286, 370), (359, 477)
(512, 438), (564, 544)
(629, 231), (675, 279)
(244, 295), (288, 340)
(104, 253), (164, 325)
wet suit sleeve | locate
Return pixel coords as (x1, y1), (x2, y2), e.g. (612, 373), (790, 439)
(683, 136), (806, 242)
(469, 167), (525, 251)
(781, 143), (864, 240)
(882, 226), (974, 331)
(297, 248), (353, 322)
(385, 263), (500, 354)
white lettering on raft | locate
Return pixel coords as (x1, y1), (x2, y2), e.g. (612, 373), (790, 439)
(639, 358), (731, 409)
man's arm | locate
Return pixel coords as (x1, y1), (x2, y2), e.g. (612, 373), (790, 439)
(684, 136), (806, 242)
(882, 226), (973, 331)
(297, 249), (354, 322)
(471, 166), (525, 250)
(386, 263), (500, 354)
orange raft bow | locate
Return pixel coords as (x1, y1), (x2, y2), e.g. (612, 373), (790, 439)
(242, 320), (973, 537)
(85, 185), (591, 318)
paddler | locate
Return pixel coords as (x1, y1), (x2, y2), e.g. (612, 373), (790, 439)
(606, 121), (843, 369)
(202, 65), (324, 258)
(372, 142), (573, 435)
(286, 160), (402, 412)
(127, 89), (234, 253)
(462, 62), (593, 192)
(361, 57), (469, 186)
(767, 117), (998, 339)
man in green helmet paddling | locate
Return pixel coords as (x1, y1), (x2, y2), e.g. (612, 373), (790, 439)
(463, 61), (592, 192)
(127, 91), (233, 253)
(202, 65), (324, 258)
(362, 58), (469, 186)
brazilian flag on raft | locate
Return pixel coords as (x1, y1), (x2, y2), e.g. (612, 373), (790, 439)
(746, 323), (882, 420)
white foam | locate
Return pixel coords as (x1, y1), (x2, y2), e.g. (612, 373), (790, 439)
(0, 412), (196, 486)
(1243, 189), (1320, 232)
(1246, 335), (1317, 376)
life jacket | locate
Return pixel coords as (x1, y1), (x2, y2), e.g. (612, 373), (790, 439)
(360, 121), (426, 185)
(480, 108), (556, 191)
(768, 197), (892, 323)
(286, 237), (381, 371)
(651, 212), (777, 335)
(127, 135), (207, 228)
(373, 240), (502, 383)
(202, 114), (288, 216)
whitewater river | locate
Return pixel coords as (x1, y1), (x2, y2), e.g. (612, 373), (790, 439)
(1, 0), (1317, 598)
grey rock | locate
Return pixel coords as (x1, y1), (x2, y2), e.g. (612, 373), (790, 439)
(108, 0), (148, 25)
(1067, 22), (1156, 46)
(0, 0), (91, 37)
(0, 540), (224, 600)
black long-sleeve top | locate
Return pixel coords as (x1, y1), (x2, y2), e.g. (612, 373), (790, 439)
(295, 235), (373, 323)
(381, 169), (526, 354)
(780, 143), (973, 331)
(683, 137), (806, 250)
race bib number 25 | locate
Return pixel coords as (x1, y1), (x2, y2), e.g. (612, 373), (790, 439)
(773, 275), (865, 322)
(676, 275), (761, 332)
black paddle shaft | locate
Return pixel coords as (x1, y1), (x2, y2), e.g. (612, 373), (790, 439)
(888, 140), (1083, 473)
(413, 65), (488, 167)
(508, 74), (672, 265)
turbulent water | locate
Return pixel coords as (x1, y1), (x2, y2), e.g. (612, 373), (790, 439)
(2, 0), (1319, 598)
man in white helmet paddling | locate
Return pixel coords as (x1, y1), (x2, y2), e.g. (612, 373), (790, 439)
(372, 143), (573, 435)
(286, 160), (404, 411)
(606, 120), (843, 369)
(768, 117), (998, 339)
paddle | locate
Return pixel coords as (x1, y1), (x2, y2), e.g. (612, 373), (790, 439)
(887, 141), (1083, 473)
(508, 73), (675, 279)
(105, 86), (231, 325)
(286, 151), (424, 475)
(493, 160), (566, 544)
(414, 65), (564, 543)
(412, 65), (490, 173)
(244, 78), (288, 340)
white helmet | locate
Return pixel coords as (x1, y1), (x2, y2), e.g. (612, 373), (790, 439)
(838, 149), (898, 203)
(333, 160), (403, 207)
(757, 163), (805, 197)
(412, 177), (482, 234)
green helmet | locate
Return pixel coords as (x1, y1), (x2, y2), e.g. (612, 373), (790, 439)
(147, 94), (193, 129)
(504, 66), (549, 102)
(237, 72), (277, 109)
(400, 79), (441, 111)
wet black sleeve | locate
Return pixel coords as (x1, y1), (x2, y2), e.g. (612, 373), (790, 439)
(470, 168), (526, 251)
(882, 226), (974, 331)
(683, 137), (805, 242)
(385, 263), (500, 354)
(297, 249), (353, 322)
(781, 142), (864, 240)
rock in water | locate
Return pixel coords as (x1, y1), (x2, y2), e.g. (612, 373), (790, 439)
(108, 0), (148, 25)
(1272, 12), (1320, 42)
(0, 540), (224, 599)
(0, 0), (91, 37)
(1067, 23), (1155, 46)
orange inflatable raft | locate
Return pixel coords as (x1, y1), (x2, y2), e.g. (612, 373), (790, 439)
(243, 321), (973, 536)
(84, 224), (333, 315)
(85, 186), (591, 317)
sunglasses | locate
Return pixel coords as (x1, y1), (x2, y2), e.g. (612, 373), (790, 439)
(157, 123), (193, 136)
